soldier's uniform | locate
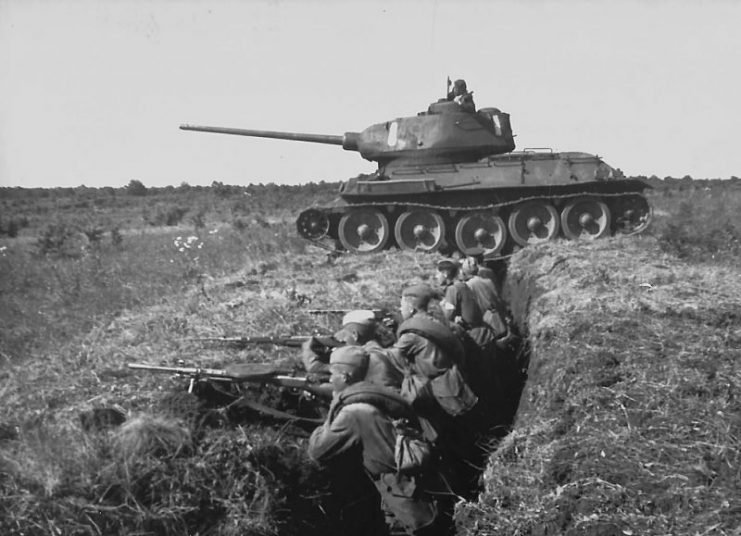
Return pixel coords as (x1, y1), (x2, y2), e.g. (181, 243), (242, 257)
(302, 310), (403, 389)
(460, 258), (510, 339)
(437, 259), (497, 352)
(308, 348), (452, 535)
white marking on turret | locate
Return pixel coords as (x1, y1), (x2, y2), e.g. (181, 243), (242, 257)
(387, 122), (398, 147)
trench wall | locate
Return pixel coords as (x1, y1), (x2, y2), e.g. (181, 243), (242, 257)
(456, 236), (741, 535)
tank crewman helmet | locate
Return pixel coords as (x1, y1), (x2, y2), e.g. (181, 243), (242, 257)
(453, 79), (468, 94)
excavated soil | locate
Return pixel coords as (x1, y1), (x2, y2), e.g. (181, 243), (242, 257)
(456, 236), (741, 535)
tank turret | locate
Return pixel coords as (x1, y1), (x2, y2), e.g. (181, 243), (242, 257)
(181, 86), (651, 257)
(180, 103), (515, 173)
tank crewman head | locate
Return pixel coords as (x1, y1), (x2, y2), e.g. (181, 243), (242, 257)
(334, 310), (378, 346)
(435, 258), (460, 286)
(453, 79), (468, 96)
(448, 79), (468, 100)
(328, 346), (370, 391)
(400, 283), (436, 320)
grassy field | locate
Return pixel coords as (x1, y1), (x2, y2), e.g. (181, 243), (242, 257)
(1, 182), (740, 534)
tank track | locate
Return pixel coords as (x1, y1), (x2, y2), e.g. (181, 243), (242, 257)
(299, 189), (652, 258)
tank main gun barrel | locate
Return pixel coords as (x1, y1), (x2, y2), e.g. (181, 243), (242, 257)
(179, 124), (360, 152)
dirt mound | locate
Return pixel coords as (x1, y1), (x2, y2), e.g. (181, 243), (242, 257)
(456, 236), (741, 535)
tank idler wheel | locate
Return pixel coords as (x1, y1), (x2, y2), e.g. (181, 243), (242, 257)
(560, 198), (611, 240)
(508, 201), (560, 246)
(296, 208), (330, 240)
(394, 210), (446, 252)
(611, 194), (653, 235)
(454, 212), (506, 256)
(338, 209), (390, 254)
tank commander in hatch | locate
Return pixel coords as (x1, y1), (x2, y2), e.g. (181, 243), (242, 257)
(446, 78), (476, 112)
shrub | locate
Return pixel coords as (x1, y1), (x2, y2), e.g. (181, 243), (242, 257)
(190, 206), (208, 230)
(36, 221), (89, 257)
(143, 204), (189, 226)
(0, 217), (21, 237)
(126, 179), (148, 196)
(232, 216), (249, 232)
(653, 192), (741, 263)
(110, 226), (123, 246)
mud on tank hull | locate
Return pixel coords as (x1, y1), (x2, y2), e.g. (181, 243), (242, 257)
(296, 150), (652, 258)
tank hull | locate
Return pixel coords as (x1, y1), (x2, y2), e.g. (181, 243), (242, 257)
(296, 151), (652, 257)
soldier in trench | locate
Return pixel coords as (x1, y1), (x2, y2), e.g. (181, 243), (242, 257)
(308, 346), (455, 535)
(386, 283), (492, 497)
(301, 309), (403, 389)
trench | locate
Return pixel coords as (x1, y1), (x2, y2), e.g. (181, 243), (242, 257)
(126, 257), (532, 536)
(238, 257), (532, 536)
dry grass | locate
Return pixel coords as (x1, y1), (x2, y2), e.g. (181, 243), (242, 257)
(457, 236), (741, 536)
(3, 184), (741, 534)
(0, 244), (440, 535)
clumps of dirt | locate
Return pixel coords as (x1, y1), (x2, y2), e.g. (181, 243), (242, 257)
(456, 236), (741, 535)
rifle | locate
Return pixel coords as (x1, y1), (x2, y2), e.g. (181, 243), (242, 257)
(127, 362), (333, 399)
(306, 308), (385, 318)
(186, 335), (341, 350)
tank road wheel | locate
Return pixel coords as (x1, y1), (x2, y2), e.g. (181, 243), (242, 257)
(338, 209), (390, 253)
(611, 194), (653, 235)
(560, 197), (611, 240)
(454, 212), (506, 256)
(394, 210), (446, 252)
(508, 201), (560, 246)
(296, 208), (330, 240)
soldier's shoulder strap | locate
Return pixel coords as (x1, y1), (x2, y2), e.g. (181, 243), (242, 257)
(330, 382), (414, 422)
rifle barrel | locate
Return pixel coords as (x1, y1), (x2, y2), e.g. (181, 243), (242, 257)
(127, 363), (233, 379)
(187, 336), (313, 348)
(127, 363), (333, 399)
(306, 309), (386, 318)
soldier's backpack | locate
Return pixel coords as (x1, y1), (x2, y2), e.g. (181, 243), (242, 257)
(392, 417), (433, 475)
(329, 382), (433, 475)
(397, 315), (478, 416)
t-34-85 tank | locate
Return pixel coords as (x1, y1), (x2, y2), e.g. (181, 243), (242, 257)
(181, 90), (651, 257)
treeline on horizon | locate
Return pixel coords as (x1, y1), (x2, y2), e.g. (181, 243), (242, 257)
(0, 179), (341, 200)
(2, 173), (741, 200)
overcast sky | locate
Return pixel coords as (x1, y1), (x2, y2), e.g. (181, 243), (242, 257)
(1, 0), (739, 188)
